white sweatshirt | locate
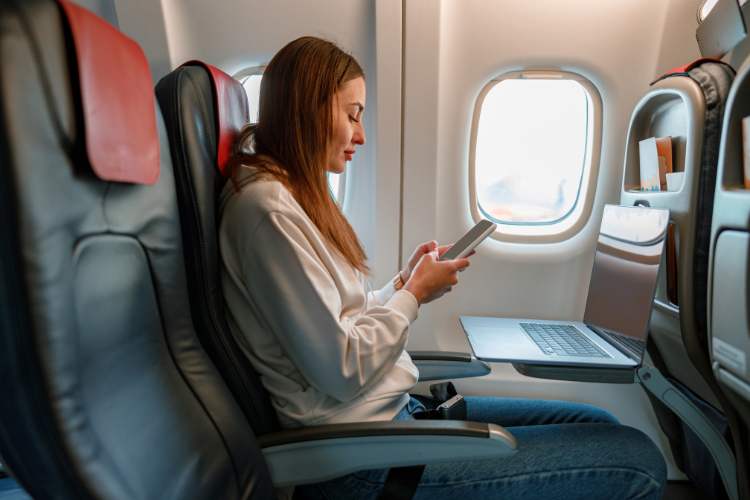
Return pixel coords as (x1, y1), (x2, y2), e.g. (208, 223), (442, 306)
(219, 171), (419, 428)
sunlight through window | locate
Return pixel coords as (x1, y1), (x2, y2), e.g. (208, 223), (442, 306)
(241, 74), (262, 123)
(474, 77), (590, 225)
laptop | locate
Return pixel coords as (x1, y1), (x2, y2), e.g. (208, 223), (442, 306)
(461, 204), (669, 369)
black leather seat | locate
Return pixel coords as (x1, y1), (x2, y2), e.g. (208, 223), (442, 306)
(155, 62), (281, 436)
(0, 1), (272, 498)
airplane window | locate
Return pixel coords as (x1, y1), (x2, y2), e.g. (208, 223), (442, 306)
(240, 73), (262, 123)
(237, 68), (345, 204)
(471, 71), (599, 236)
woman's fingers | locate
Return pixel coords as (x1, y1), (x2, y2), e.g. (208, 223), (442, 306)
(413, 241), (437, 261)
(419, 240), (438, 256)
(437, 243), (453, 257)
(452, 258), (470, 272)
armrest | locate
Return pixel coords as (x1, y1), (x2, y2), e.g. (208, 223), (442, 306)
(259, 420), (517, 487)
(408, 350), (491, 381)
(408, 351), (473, 362)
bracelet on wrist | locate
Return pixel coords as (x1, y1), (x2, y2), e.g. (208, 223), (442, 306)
(393, 272), (405, 291)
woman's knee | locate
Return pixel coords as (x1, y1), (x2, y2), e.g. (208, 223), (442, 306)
(515, 423), (666, 486)
(609, 425), (667, 485)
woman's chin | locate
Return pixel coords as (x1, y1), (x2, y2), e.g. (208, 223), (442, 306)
(328, 163), (346, 175)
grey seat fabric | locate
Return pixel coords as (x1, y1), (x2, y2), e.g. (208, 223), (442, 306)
(0, 1), (273, 498)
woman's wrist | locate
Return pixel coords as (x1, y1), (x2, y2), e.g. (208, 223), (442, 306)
(403, 281), (423, 305)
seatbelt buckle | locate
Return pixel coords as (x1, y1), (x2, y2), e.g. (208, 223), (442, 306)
(435, 394), (466, 420)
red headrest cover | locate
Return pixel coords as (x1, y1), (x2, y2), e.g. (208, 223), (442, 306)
(181, 61), (249, 176)
(58, 0), (159, 184)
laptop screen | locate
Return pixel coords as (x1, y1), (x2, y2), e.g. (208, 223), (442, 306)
(583, 204), (669, 359)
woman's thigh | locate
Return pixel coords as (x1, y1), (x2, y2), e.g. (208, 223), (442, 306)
(295, 423), (666, 500)
(463, 395), (620, 427)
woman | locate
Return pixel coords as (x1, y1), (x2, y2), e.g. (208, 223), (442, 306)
(220, 36), (666, 499)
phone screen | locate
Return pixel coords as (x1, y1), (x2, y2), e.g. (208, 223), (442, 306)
(440, 220), (496, 261)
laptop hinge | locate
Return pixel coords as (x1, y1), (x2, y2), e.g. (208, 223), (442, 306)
(637, 366), (738, 500)
(587, 324), (641, 361)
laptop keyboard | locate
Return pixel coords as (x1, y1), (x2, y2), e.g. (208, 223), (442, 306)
(520, 323), (610, 358)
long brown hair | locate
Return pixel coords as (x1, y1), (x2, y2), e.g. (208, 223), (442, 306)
(226, 36), (368, 273)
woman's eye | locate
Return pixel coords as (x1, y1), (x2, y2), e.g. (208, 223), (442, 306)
(349, 115), (359, 123)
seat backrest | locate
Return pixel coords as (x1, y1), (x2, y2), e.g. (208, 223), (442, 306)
(666, 62), (733, 400)
(155, 63), (281, 436)
(621, 59), (738, 497)
(708, 55), (750, 500)
(0, 1), (272, 498)
(623, 61), (735, 403)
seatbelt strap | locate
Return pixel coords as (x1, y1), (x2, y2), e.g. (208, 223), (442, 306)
(377, 465), (425, 500)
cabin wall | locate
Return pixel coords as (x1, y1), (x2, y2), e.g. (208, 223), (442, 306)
(110, 0), (712, 480)
(113, 0), (171, 80)
(653, 0), (702, 78)
(400, 0), (701, 479)
(404, 0), (701, 351)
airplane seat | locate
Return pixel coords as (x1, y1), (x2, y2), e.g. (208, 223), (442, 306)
(708, 53), (750, 500)
(154, 63), (517, 493)
(0, 1), (274, 498)
(621, 58), (742, 498)
(155, 62), (282, 435)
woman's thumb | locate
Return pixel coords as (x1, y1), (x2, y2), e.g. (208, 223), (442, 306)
(453, 258), (471, 271)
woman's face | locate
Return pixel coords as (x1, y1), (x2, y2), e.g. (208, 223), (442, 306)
(328, 76), (366, 174)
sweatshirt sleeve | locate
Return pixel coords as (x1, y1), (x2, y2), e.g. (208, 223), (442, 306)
(230, 209), (418, 402)
(367, 277), (400, 306)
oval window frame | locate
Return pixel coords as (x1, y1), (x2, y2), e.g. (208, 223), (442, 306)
(468, 69), (603, 243)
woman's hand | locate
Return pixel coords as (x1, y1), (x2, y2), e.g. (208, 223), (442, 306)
(401, 240), (473, 282)
(403, 251), (470, 305)
(401, 240), (438, 283)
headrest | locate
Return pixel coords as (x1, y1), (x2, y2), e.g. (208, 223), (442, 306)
(651, 58), (729, 85)
(181, 61), (249, 176)
(58, 0), (159, 184)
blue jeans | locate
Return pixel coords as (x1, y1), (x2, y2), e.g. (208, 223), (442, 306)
(295, 396), (666, 500)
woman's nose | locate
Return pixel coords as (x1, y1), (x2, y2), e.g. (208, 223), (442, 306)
(353, 123), (365, 146)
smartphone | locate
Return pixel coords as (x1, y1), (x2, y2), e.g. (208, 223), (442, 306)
(439, 219), (496, 261)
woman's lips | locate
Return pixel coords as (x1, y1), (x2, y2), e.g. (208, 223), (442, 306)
(344, 150), (355, 161)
